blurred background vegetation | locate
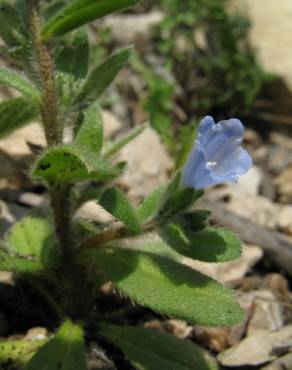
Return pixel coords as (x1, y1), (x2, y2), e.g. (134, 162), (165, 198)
(90, 0), (275, 165)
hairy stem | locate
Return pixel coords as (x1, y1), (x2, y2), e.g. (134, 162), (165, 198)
(27, 0), (71, 257)
(49, 184), (72, 256)
(81, 221), (156, 251)
(27, 0), (61, 146)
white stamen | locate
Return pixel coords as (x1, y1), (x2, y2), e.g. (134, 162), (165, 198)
(206, 161), (218, 169)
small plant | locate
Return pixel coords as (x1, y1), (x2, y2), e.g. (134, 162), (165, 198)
(0, 1), (252, 369)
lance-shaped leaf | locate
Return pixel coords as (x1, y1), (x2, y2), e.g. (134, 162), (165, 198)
(75, 102), (103, 156)
(5, 216), (59, 269)
(57, 28), (89, 79)
(0, 97), (38, 138)
(99, 187), (141, 233)
(42, 0), (139, 39)
(0, 68), (41, 102)
(75, 47), (132, 108)
(160, 187), (203, 221)
(137, 185), (167, 223)
(0, 337), (47, 368)
(0, 249), (44, 274)
(103, 123), (146, 159)
(32, 145), (120, 184)
(99, 324), (219, 370)
(83, 245), (245, 326)
(25, 319), (86, 370)
(159, 225), (241, 263)
(136, 173), (185, 224)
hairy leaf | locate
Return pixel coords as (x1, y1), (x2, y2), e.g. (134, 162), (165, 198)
(75, 102), (103, 155)
(137, 185), (167, 223)
(0, 97), (38, 138)
(32, 145), (120, 184)
(99, 187), (141, 233)
(0, 338), (47, 367)
(0, 249), (44, 274)
(25, 319), (86, 370)
(55, 28), (89, 112)
(0, 68), (41, 102)
(75, 47), (132, 108)
(103, 123), (146, 159)
(5, 216), (59, 268)
(159, 225), (241, 262)
(42, 0), (139, 39)
(84, 245), (245, 326)
(99, 324), (219, 370)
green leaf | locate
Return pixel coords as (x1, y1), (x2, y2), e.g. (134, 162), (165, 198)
(25, 319), (86, 370)
(136, 174), (192, 224)
(56, 28), (89, 83)
(99, 324), (218, 370)
(159, 225), (241, 262)
(0, 68), (41, 102)
(137, 185), (167, 223)
(75, 102), (103, 156)
(161, 188), (203, 221)
(0, 249), (44, 274)
(32, 145), (120, 184)
(84, 245), (245, 326)
(42, 0), (139, 39)
(103, 123), (146, 159)
(5, 216), (59, 268)
(0, 97), (38, 138)
(99, 187), (141, 233)
(70, 28), (89, 80)
(0, 337), (47, 367)
(0, 1), (25, 46)
(55, 28), (89, 109)
(75, 47), (132, 108)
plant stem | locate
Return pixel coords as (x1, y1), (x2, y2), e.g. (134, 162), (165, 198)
(27, 0), (71, 257)
(27, 0), (61, 146)
(49, 184), (72, 256)
(81, 221), (155, 251)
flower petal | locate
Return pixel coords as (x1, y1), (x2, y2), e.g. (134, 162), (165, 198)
(202, 118), (244, 161)
(182, 146), (214, 189)
(212, 147), (253, 180)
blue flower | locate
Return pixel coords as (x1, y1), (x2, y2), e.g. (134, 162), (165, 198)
(182, 116), (252, 189)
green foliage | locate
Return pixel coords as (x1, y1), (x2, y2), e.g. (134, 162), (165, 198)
(25, 319), (86, 370)
(0, 68), (41, 102)
(84, 245), (245, 326)
(0, 337), (47, 368)
(55, 28), (89, 113)
(32, 145), (120, 184)
(159, 225), (241, 262)
(5, 216), (59, 268)
(0, 97), (38, 138)
(74, 102), (103, 156)
(137, 185), (167, 223)
(99, 323), (219, 370)
(42, 0), (139, 39)
(99, 188), (142, 233)
(0, 0), (25, 47)
(0, 249), (44, 274)
(99, 187), (142, 233)
(75, 47), (133, 109)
